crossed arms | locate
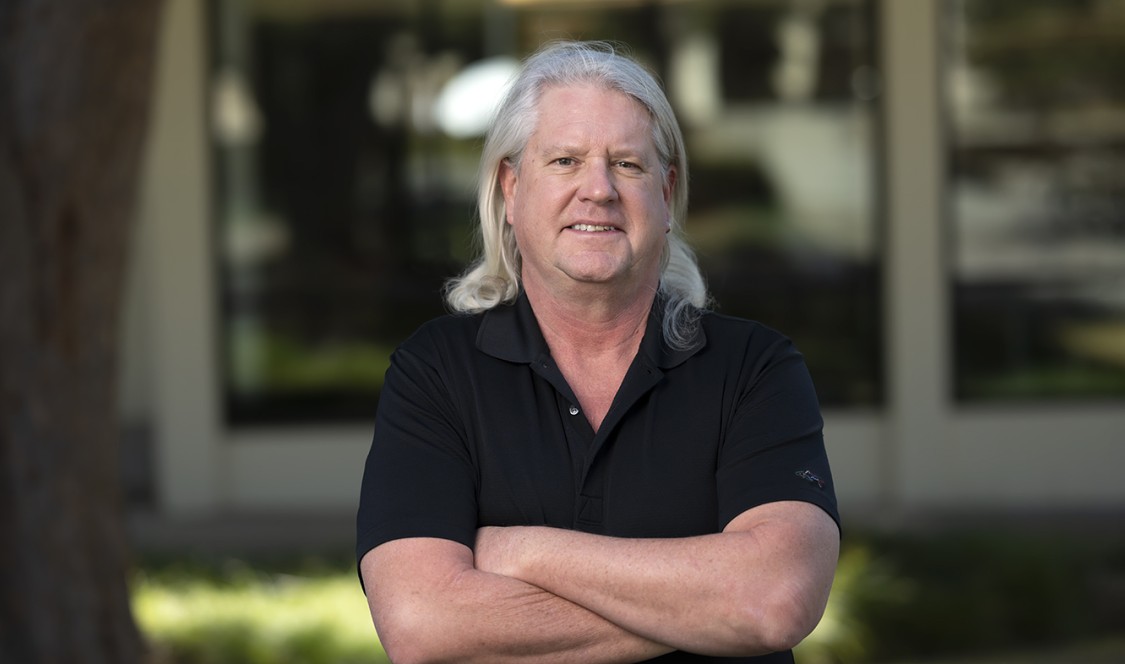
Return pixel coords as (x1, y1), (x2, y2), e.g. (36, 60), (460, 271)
(360, 500), (839, 664)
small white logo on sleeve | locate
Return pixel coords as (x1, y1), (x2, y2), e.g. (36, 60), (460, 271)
(795, 470), (825, 488)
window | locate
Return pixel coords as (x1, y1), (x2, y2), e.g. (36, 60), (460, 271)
(209, 0), (882, 425)
(946, 0), (1125, 400)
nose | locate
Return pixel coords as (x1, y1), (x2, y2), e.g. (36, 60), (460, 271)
(578, 160), (618, 204)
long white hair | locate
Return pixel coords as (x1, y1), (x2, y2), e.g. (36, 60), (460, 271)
(444, 40), (709, 349)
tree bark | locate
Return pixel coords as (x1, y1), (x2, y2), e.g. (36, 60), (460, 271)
(0, 1), (164, 662)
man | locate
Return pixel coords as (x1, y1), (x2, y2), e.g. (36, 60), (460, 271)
(357, 40), (840, 663)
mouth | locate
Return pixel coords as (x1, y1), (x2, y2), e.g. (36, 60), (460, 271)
(568, 223), (619, 233)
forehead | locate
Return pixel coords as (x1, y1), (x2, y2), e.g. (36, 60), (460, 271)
(529, 84), (654, 147)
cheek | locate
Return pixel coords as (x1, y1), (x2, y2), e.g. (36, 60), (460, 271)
(505, 189), (532, 228)
(643, 194), (673, 232)
(507, 215), (534, 255)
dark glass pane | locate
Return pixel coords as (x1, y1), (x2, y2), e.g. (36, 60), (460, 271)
(947, 0), (1125, 401)
(210, 0), (882, 425)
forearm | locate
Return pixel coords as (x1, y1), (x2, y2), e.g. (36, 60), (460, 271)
(476, 502), (839, 657)
(478, 527), (771, 655)
(430, 567), (672, 664)
(361, 538), (673, 664)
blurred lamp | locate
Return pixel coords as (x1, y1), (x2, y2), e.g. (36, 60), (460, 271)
(433, 57), (519, 139)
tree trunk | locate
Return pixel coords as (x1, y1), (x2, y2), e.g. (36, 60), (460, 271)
(0, 1), (164, 662)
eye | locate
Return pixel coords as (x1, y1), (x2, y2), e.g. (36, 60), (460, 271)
(554, 157), (575, 167)
(615, 160), (641, 170)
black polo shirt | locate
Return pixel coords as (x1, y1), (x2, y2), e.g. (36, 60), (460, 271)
(357, 293), (839, 663)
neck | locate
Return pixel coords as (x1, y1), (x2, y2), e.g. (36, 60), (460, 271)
(523, 279), (656, 358)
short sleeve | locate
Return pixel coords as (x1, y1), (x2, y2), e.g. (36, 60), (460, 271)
(355, 334), (479, 566)
(715, 332), (840, 532)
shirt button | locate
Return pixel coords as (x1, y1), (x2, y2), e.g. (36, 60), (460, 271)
(568, 405), (580, 416)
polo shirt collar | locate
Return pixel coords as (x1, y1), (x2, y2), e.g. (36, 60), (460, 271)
(477, 290), (705, 369)
(476, 291), (548, 363)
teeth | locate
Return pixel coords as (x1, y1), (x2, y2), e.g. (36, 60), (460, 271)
(571, 224), (615, 232)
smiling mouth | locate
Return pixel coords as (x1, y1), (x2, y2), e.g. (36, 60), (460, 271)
(569, 223), (618, 232)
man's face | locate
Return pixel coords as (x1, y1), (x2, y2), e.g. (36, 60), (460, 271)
(500, 84), (675, 297)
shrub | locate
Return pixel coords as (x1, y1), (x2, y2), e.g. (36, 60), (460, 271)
(133, 557), (388, 664)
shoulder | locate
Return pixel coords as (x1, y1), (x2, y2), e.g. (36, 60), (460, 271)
(690, 310), (814, 392)
(411, 310), (484, 339)
(393, 311), (485, 363)
(699, 309), (798, 357)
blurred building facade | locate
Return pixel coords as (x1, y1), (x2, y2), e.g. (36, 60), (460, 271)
(122, 0), (1125, 542)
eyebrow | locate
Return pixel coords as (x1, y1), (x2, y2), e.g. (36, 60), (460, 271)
(537, 143), (653, 163)
(537, 143), (583, 156)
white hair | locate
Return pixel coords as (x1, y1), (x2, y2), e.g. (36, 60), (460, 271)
(444, 40), (709, 349)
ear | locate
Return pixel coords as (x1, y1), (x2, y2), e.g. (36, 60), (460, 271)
(499, 158), (518, 225)
(663, 164), (677, 203)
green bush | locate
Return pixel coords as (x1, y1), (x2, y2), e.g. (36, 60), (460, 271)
(133, 557), (388, 664)
(133, 531), (1125, 664)
(796, 543), (916, 663)
(798, 531), (1125, 663)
